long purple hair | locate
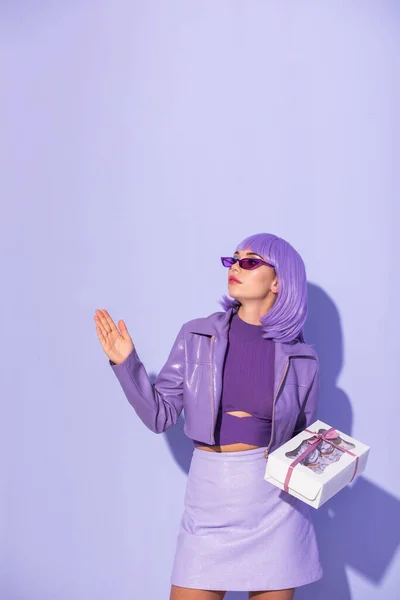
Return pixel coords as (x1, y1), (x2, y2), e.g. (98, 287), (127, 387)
(219, 233), (308, 343)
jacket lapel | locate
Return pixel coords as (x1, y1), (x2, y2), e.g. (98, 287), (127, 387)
(189, 307), (315, 398)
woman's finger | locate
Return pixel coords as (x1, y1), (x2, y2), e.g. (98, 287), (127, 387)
(99, 309), (118, 334)
(118, 319), (130, 338)
(95, 324), (108, 349)
(94, 310), (110, 335)
(94, 315), (109, 342)
(95, 309), (112, 335)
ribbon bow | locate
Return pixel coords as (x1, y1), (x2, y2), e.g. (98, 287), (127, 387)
(306, 428), (340, 446)
(283, 427), (359, 494)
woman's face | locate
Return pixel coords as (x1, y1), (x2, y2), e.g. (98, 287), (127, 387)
(227, 247), (278, 303)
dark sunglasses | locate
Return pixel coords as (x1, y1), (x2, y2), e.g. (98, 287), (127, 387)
(220, 256), (275, 270)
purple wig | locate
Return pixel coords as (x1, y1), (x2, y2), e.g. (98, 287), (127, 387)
(219, 233), (308, 343)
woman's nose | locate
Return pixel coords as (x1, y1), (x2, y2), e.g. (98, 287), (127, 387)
(231, 262), (241, 273)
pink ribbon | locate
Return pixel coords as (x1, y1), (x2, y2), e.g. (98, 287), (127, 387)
(283, 427), (359, 493)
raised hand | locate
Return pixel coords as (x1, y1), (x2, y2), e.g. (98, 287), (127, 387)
(94, 309), (134, 365)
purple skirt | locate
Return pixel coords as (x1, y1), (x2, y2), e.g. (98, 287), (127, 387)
(171, 446), (323, 592)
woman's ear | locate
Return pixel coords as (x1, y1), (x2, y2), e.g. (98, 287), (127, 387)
(271, 276), (279, 294)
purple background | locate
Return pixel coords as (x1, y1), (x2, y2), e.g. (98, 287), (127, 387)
(1, 2), (399, 599)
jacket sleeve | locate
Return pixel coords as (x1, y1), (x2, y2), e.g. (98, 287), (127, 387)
(291, 361), (320, 438)
(109, 325), (185, 433)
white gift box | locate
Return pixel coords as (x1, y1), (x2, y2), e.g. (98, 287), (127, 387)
(264, 420), (370, 509)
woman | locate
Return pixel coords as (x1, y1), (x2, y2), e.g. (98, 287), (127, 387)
(94, 232), (323, 600)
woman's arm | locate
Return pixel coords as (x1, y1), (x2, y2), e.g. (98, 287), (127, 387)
(291, 363), (320, 438)
(109, 325), (185, 433)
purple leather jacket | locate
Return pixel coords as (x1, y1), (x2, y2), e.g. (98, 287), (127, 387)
(110, 307), (320, 455)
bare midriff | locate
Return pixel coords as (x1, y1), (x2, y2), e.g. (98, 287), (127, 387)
(195, 411), (262, 452)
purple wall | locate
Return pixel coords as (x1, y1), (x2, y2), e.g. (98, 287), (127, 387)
(1, 2), (399, 599)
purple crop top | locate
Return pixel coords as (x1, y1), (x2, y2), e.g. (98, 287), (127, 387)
(193, 312), (275, 447)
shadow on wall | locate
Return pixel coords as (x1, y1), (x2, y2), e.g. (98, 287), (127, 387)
(161, 283), (400, 600)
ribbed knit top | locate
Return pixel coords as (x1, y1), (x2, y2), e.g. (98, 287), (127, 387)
(193, 311), (275, 447)
(220, 312), (275, 417)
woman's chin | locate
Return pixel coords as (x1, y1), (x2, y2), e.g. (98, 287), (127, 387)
(227, 288), (242, 300)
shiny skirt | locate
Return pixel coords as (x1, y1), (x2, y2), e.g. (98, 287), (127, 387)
(170, 446), (323, 592)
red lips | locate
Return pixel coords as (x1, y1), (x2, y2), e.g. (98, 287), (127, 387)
(229, 276), (242, 284)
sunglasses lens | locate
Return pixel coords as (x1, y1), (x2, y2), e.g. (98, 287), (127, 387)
(241, 258), (260, 269)
(221, 257), (235, 267)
